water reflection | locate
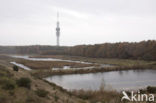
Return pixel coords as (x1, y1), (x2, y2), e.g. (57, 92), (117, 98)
(10, 62), (31, 71)
(45, 70), (156, 91)
(10, 55), (92, 64)
(10, 55), (114, 70)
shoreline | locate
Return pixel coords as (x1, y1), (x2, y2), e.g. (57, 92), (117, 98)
(1, 54), (156, 103)
(32, 65), (156, 78)
(7, 54), (156, 77)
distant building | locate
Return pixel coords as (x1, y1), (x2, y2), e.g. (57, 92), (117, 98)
(56, 12), (60, 46)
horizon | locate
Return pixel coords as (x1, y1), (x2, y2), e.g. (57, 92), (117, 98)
(0, 39), (155, 47)
(0, 1), (156, 102)
(0, 0), (156, 46)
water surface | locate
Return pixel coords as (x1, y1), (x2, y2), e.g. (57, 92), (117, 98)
(45, 70), (156, 91)
(11, 55), (92, 64)
(10, 62), (31, 70)
(11, 55), (114, 69)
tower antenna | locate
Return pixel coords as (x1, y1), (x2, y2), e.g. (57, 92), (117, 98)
(56, 12), (60, 46)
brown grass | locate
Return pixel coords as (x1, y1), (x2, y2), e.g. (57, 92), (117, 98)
(31, 64), (156, 78)
(15, 59), (95, 70)
(31, 55), (156, 66)
(70, 80), (122, 103)
(71, 89), (121, 103)
(0, 62), (86, 103)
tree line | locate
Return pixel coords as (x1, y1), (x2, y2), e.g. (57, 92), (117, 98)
(0, 40), (155, 60)
(67, 40), (156, 60)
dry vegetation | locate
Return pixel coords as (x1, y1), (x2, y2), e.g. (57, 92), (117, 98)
(0, 59), (86, 103)
(31, 66), (142, 78)
(26, 55), (156, 78)
(0, 64), (46, 103)
(31, 54), (156, 67)
(71, 89), (121, 103)
(0, 41), (155, 103)
(1, 40), (156, 61)
(0, 54), (156, 103)
(31, 63), (156, 78)
(70, 86), (156, 103)
(15, 59), (95, 70)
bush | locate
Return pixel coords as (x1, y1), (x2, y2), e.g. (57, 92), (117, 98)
(0, 71), (7, 77)
(139, 89), (146, 94)
(147, 86), (156, 93)
(9, 90), (15, 96)
(16, 77), (31, 89)
(54, 94), (59, 102)
(0, 94), (7, 103)
(35, 89), (48, 97)
(13, 65), (19, 72)
(1, 79), (16, 90)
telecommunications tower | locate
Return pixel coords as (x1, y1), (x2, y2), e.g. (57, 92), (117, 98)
(56, 12), (60, 46)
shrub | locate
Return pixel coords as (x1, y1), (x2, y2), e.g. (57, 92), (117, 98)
(1, 79), (16, 90)
(16, 77), (31, 89)
(13, 65), (19, 72)
(9, 90), (15, 96)
(0, 71), (7, 77)
(0, 94), (7, 103)
(0, 68), (12, 77)
(54, 94), (59, 102)
(35, 89), (48, 97)
(139, 89), (146, 94)
(26, 95), (41, 103)
(147, 86), (156, 93)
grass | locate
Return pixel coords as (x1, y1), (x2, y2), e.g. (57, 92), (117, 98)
(31, 64), (156, 78)
(0, 65), (15, 91)
(16, 77), (31, 89)
(0, 64), (45, 103)
(70, 81), (122, 103)
(35, 89), (49, 97)
(71, 89), (121, 103)
(54, 93), (59, 102)
(1, 79), (16, 90)
(1, 54), (156, 103)
(26, 55), (156, 78)
(0, 60), (86, 103)
(71, 85), (156, 103)
(15, 59), (94, 70)
(31, 55), (156, 67)
(28, 55), (156, 78)
(147, 86), (156, 93)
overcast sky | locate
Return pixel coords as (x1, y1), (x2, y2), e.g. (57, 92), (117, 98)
(0, 0), (156, 46)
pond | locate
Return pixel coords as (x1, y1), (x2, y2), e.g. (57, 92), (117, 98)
(45, 69), (156, 91)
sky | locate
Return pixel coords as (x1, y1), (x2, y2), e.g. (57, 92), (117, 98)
(0, 0), (156, 46)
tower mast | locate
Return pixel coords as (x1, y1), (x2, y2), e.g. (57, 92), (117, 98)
(56, 12), (60, 46)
